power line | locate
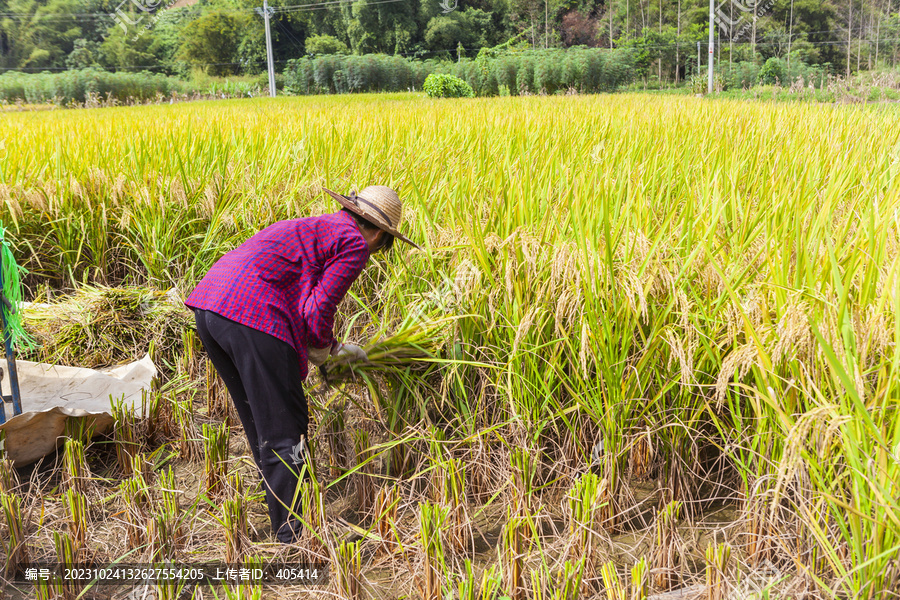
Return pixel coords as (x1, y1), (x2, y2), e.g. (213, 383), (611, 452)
(0, 0), (408, 20)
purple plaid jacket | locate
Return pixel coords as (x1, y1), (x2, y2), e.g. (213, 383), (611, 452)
(185, 210), (370, 380)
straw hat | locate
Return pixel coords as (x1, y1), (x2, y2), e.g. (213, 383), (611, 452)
(323, 185), (421, 250)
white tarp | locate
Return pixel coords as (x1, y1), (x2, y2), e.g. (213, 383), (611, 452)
(0, 355), (156, 466)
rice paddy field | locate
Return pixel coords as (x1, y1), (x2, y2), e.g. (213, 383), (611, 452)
(0, 92), (899, 599)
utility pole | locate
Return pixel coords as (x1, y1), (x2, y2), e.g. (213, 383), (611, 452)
(697, 40), (701, 76)
(256, 0), (276, 98)
(708, 0), (715, 93)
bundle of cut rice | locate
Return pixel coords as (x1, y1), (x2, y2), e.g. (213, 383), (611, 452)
(19, 285), (192, 369)
(320, 317), (456, 384)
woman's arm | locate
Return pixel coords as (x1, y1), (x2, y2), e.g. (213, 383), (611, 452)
(302, 235), (369, 351)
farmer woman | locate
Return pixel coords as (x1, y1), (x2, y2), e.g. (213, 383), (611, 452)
(186, 186), (419, 543)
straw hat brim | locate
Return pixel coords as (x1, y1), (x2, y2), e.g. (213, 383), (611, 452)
(323, 187), (422, 250)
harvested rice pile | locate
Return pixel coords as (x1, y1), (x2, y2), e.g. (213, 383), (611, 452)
(18, 285), (193, 370)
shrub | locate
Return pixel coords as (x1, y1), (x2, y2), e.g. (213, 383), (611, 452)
(305, 34), (349, 56)
(0, 69), (196, 105)
(758, 57), (787, 86)
(253, 72), (284, 92)
(423, 73), (474, 98)
(723, 61), (761, 90)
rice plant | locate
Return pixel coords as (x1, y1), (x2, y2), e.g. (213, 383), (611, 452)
(111, 395), (142, 475)
(418, 501), (448, 600)
(156, 466), (186, 553)
(0, 490), (29, 576)
(353, 429), (375, 518)
(500, 508), (531, 600)
(120, 466), (151, 550)
(332, 538), (363, 599)
(175, 398), (202, 462)
(566, 472), (605, 571)
(221, 472), (248, 563)
(373, 483), (400, 553)
(320, 405), (348, 478)
(510, 447), (538, 524)
(650, 501), (682, 592)
(0, 455), (18, 492)
(205, 357), (229, 420)
(630, 557), (649, 600)
(299, 474), (326, 552)
(456, 559), (502, 600)
(178, 327), (200, 379)
(547, 559), (583, 600)
(63, 488), (87, 555)
(53, 530), (80, 600)
(601, 561), (626, 600)
(148, 495), (183, 562)
(434, 456), (470, 553)
(705, 541), (732, 600)
(61, 437), (90, 494)
(202, 421), (229, 498)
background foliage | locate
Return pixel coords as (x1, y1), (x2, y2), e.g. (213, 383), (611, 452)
(0, 0), (898, 84)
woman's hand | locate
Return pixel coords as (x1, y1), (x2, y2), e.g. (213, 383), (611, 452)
(332, 342), (368, 363)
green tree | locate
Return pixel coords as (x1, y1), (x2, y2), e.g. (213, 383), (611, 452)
(0, 0), (84, 69)
(424, 9), (494, 53)
(305, 33), (350, 55)
(98, 22), (163, 71)
(176, 10), (246, 76)
(342, 0), (418, 54)
(66, 39), (99, 69)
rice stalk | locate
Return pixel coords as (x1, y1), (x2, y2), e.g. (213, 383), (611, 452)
(320, 317), (451, 384)
(61, 437), (90, 494)
(510, 447), (538, 524)
(418, 501), (448, 600)
(299, 474), (326, 553)
(373, 483), (400, 554)
(601, 561), (626, 600)
(650, 501), (682, 592)
(551, 558), (584, 600)
(567, 472), (605, 572)
(239, 555), (265, 600)
(321, 405), (348, 478)
(205, 357), (230, 420)
(33, 578), (63, 600)
(500, 508), (530, 600)
(111, 394), (142, 475)
(63, 488), (87, 555)
(19, 285), (192, 370)
(120, 465), (151, 550)
(222, 472), (248, 563)
(53, 530), (80, 600)
(175, 398), (202, 462)
(157, 466), (185, 552)
(178, 327), (200, 380)
(456, 558), (502, 600)
(442, 457), (470, 553)
(705, 542), (731, 600)
(144, 388), (176, 445)
(630, 557), (649, 600)
(202, 421), (229, 498)
(332, 538), (363, 599)
(353, 429), (375, 518)
(0, 490), (29, 576)
(0, 455), (18, 492)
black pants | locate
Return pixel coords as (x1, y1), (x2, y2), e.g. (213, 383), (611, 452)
(193, 308), (308, 543)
